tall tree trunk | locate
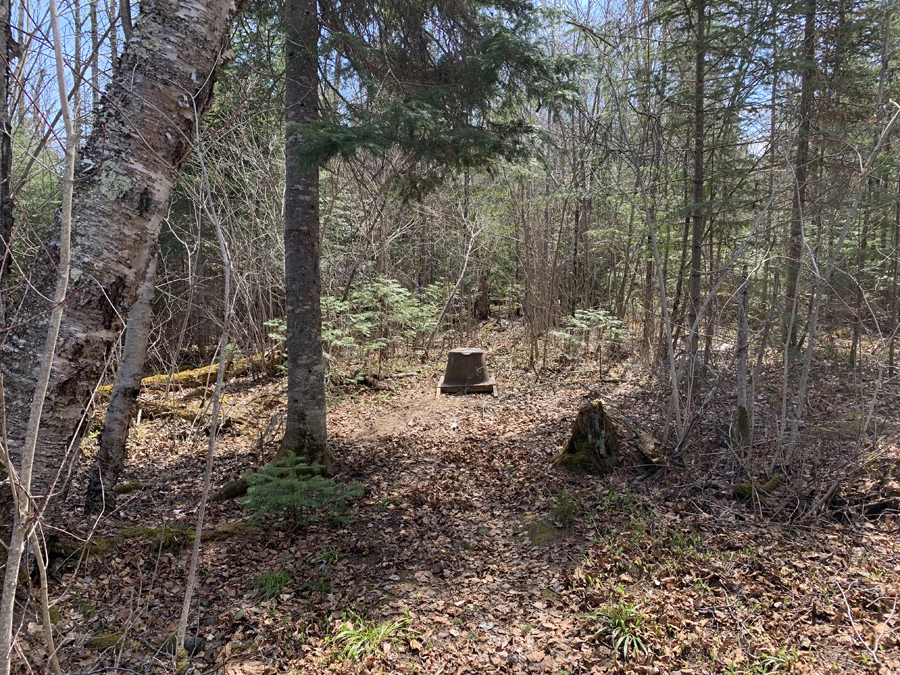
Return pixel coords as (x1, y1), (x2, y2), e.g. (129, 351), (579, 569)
(783, 0), (816, 349)
(0, 0), (76, 665)
(106, 0), (119, 66)
(282, 0), (329, 467)
(670, 212), (690, 347)
(120, 0), (133, 41)
(686, 0), (706, 396)
(853, 5), (891, 369)
(84, 254), (157, 514)
(89, 0), (99, 111)
(891, 195), (899, 377)
(788, 101), (900, 447)
(0, 0), (243, 530)
(849, 213), (868, 367)
(0, 0), (13, 327)
(736, 265), (751, 447)
(888, 193), (900, 377)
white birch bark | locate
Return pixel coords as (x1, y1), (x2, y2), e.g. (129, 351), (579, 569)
(0, 0), (75, 668)
(84, 254), (157, 513)
(0, 0), (243, 533)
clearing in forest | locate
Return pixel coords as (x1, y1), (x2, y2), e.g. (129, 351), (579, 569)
(41, 331), (900, 675)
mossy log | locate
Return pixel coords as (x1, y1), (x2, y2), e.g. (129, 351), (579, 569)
(86, 633), (140, 650)
(138, 400), (206, 422)
(141, 348), (283, 390)
(137, 398), (248, 434)
(733, 474), (784, 505)
(553, 400), (620, 475)
(210, 477), (249, 502)
(86, 633), (205, 657)
(115, 481), (144, 494)
(93, 349), (284, 401)
(48, 521), (249, 562)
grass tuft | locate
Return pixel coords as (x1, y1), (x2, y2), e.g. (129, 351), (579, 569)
(252, 570), (292, 599)
(330, 612), (413, 662)
(584, 601), (648, 661)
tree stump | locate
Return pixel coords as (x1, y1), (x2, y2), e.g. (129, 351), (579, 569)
(553, 400), (620, 475)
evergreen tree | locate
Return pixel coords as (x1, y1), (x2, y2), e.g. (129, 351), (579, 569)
(281, 0), (572, 464)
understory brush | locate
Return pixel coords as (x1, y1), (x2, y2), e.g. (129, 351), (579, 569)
(241, 455), (363, 528)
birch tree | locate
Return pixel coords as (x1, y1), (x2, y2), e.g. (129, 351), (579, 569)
(0, 0), (244, 535)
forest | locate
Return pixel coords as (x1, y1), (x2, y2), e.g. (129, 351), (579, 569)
(0, 0), (898, 672)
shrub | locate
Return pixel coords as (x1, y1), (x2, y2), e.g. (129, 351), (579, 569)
(551, 307), (629, 368)
(241, 455), (363, 528)
(265, 278), (443, 376)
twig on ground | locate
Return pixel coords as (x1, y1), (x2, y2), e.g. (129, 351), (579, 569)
(837, 582), (879, 664)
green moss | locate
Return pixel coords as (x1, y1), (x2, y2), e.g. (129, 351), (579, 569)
(115, 482), (143, 495)
(49, 521), (246, 565)
(48, 535), (113, 560)
(808, 412), (892, 441)
(550, 490), (576, 525)
(118, 526), (194, 552)
(736, 405), (751, 448)
(733, 474), (784, 505)
(553, 401), (619, 475)
(86, 633), (133, 650)
(175, 647), (190, 675)
(201, 520), (248, 540)
(180, 386), (213, 402)
(523, 520), (556, 546)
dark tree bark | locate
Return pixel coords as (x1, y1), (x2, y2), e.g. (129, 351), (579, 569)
(119, 0), (132, 41)
(0, 0), (243, 526)
(0, 0), (14, 326)
(686, 0), (706, 383)
(783, 0), (816, 348)
(84, 254), (157, 514)
(282, 0), (330, 467)
(736, 264), (750, 447)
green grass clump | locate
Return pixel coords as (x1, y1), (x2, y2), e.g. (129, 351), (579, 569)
(252, 570), (293, 599)
(585, 602), (648, 661)
(329, 612), (413, 662)
(550, 490), (576, 525)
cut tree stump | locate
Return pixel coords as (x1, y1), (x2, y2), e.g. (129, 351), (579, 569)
(553, 400), (620, 475)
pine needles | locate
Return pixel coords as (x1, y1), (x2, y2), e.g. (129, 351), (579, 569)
(241, 455), (362, 529)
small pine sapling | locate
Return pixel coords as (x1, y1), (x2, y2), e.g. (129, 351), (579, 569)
(242, 455), (363, 528)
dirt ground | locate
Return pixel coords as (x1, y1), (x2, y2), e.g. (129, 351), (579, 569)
(30, 333), (900, 675)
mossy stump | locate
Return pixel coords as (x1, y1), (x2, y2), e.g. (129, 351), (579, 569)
(553, 400), (620, 475)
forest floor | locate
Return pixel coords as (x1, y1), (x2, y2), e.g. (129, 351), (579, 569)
(32, 327), (900, 675)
